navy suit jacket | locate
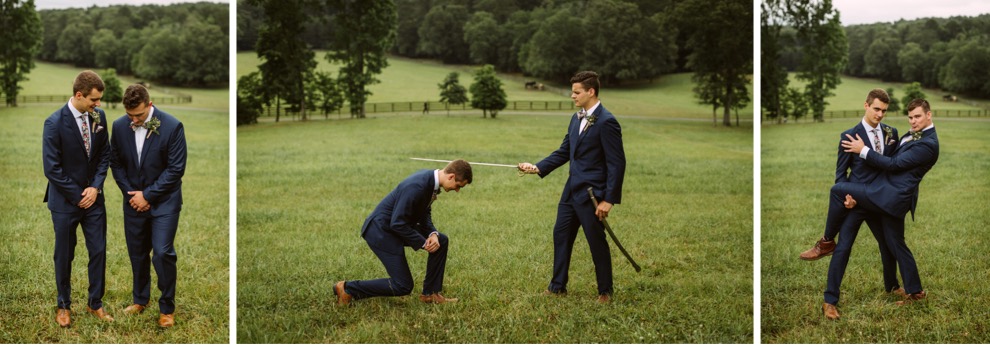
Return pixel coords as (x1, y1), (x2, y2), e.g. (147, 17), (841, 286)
(536, 105), (626, 205)
(361, 170), (438, 253)
(836, 122), (898, 184)
(862, 128), (939, 218)
(109, 108), (187, 217)
(43, 104), (110, 213)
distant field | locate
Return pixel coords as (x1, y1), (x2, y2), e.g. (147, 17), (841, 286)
(786, 73), (986, 112)
(236, 51), (754, 119)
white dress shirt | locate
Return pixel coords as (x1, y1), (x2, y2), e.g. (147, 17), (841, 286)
(861, 119), (883, 155)
(134, 107), (155, 165)
(67, 100), (90, 142)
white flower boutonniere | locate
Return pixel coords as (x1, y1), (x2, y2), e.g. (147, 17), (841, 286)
(144, 117), (161, 139)
(883, 126), (894, 145)
(88, 109), (105, 133)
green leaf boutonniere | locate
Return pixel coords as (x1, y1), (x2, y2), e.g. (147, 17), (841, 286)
(883, 126), (894, 145)
(143, 116), (161, 139)
(88, 108), (101, 126)
(911, 130), (922, 141)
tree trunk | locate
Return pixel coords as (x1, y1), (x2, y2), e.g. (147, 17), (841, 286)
(723, 84), (732, 127)
(300, 79), (307, 121)
(276, 97), (281, 123)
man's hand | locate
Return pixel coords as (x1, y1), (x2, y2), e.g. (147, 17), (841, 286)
(841, 133), (866, 153)
(844, 194), (857, 209)
(128, 191), (151, 212)
(423, 233), (440, 253)
(78, 187), (99, 209)
(596, 201), (613, 221)
(517, 162), (539, 174)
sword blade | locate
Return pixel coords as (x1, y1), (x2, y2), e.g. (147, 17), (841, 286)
(587, 187), (642, 273)
(410, 157), (518, 168)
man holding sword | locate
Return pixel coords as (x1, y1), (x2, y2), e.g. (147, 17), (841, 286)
(518, 70), (627, 303)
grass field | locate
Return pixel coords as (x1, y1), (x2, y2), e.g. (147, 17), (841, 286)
(237, 51), (754, 119)
(237, 114), (753, 343)
(786, 73), (987, 113)
(761, 116), (990, 343)
(0, 86), (229, 341)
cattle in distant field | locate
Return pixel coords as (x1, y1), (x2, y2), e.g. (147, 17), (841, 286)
(943, 94), (957, 102)
(525, 81), (545, 90)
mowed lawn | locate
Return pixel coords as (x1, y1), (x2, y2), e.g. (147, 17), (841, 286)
(785, 73), (987, 113)
(237, 114), (753, 343)
(761, 117), (990, 343)
(0, 100), (229, 342)
(237, 52), (754, 119)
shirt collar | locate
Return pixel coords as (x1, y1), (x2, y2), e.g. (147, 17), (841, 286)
(433, 169), (441, 193)
(583, 100), (602, 118)
(861, 118), (879, 132)
(68, 100), (86, 119)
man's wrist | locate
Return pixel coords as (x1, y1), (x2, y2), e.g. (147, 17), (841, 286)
(858, 146), (870, 159)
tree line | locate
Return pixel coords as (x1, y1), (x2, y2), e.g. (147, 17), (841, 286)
(37, 2), (229, 86)
(238, 0), (752, 127)
(764, 0), (990, 123)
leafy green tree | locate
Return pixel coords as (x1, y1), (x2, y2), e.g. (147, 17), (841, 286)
(863, 35), (901, 81)
(56, 20), (96, 67)
(761, 0), (790, 123)
(393, 0), (430, 56)
(469, 65), (506, 118)
(313, 71), (344, 118)
(782, 86), (809, 122)
(901, 82), (926, 114)
(237, 71), (264, 125)
(175, 16), (228, 85)
(324, 0), (397, 118)
(133, 25), (183, 84)
(584, 0), (676, 83)
(101, 68), (123, 109)
(438, 72), (468, 115)
(789, 0), (847, 122)
(463, 12), (503, 66)
(940, 37), (990, 98)
(252, 0), (316, 121)
(237, 0), (263, 51)
(897, 42), (929, 86)
(676, 0), (751, 126)
(0, 0), (42, 107)
(417, 4), (470, 63)
(521, 6), (583, 81)
(885, 87), (900, 114)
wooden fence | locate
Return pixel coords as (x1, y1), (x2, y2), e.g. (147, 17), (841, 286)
(262, 100), (576, 118)
(763, 108), (990, 122)
(12, 92), (192, 105)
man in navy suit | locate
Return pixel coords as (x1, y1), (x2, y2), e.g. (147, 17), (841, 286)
(817, 98), (939, 319)
(518, 71), (626, 303)
(799, 89), (903, 319)
(334, 160), (472, 305)
(43, 70), (115, 327)
(109, 84), (187, 328)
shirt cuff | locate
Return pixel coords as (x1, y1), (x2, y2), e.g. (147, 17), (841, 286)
(859, 146), (870, 159)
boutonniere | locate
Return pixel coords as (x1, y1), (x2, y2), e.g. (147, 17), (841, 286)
(133, 116), (162, 139)
(587, 114), (597, 127)
(88, 109), (104, 133)
(883, 126), (894, 145)
(911, 131), (922, 141)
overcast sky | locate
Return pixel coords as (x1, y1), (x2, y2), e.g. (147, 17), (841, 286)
(36, 0), (228, 10)
(834, 0), (990, 25)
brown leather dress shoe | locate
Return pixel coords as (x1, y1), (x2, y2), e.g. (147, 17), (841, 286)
(123, 304), (148, 315)
(542, 289), (567, 297)
(896, 290), (927, 306)
(87, 306), (115, 322)
(800, 238), (836, 260)
(419, 293), (458, 304)
(334, 281), (352, 306)
(889, 287), (907, 298)
(158, 313), (175, 328)
(56, 308), (71, 328)
(597, 294), (612, 304)
(822, 303), (840, 320)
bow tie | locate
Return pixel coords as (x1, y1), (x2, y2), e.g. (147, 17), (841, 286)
(577, 109), (588, 120)
(130, 121), (145, 131)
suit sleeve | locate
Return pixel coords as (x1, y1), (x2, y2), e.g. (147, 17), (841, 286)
(601, 116), (625, 204)
(389, 187), (429, 250)
(835, 132), (852, 183)
(42, 117), (83, 205)
(143, 122), (187, 203)
(91, 112), (111, 190)
(864, 140), (936, 173)
(109, 121), (136, 193)
(536, 120), (572, 178)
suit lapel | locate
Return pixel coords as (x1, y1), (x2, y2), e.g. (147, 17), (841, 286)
(62, 107), (88, 159)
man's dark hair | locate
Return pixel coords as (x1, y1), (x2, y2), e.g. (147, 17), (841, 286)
(73, 70), (105, 97)
(906, 98), (931, 114)
(123, 84), (151, 110)
(444, 159), (473, 184)
(865, 88), (890, 105)
(570, 71), (601, 97)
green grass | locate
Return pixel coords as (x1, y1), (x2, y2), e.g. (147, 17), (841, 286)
(237, 114), (753, 343)
(761, 116), (990, 343)
(0, 103), (230, 343)
(237, 51), (754, 119)
(787, 73), (986, 112)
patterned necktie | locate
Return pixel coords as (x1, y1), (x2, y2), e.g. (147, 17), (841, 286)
(873, 128), (882, 153)
(80, 114), (91, 157)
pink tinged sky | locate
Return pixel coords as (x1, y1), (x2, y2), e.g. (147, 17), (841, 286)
(36, 0), (228, 10)
(833, 0), (989, 25)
